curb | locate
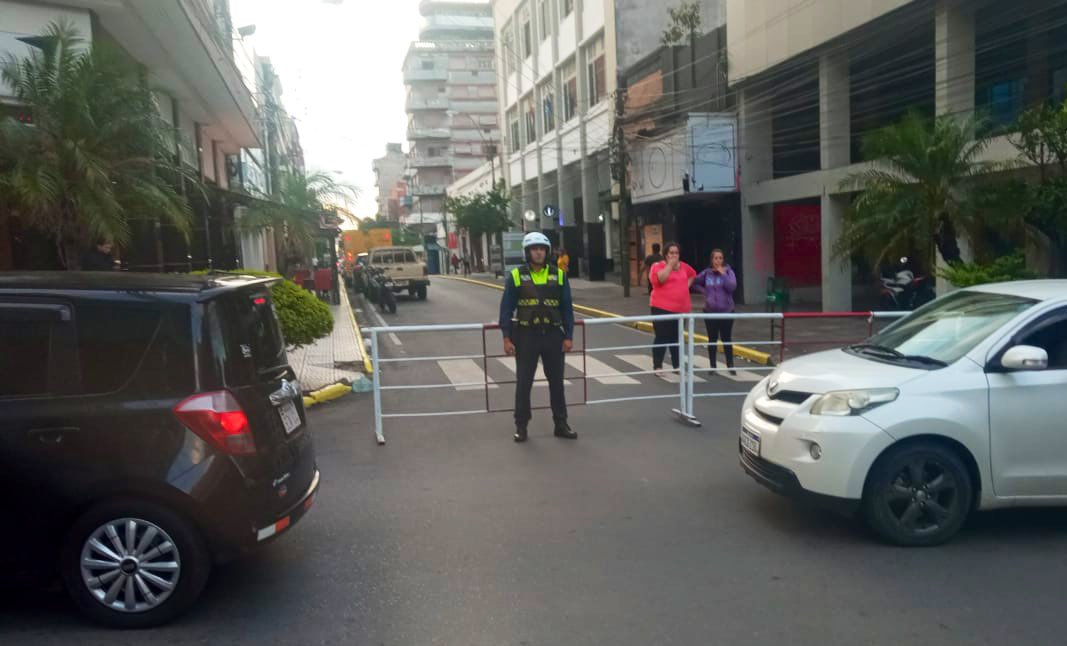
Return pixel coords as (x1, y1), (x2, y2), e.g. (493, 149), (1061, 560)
(301, 288), (373, 410)
(440, 275), (771, 365)
(303, 382), (352, 409)
(341, 287), (374, 374)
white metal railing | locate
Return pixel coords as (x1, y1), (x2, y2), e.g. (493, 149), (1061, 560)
(364, 311), (909, 445)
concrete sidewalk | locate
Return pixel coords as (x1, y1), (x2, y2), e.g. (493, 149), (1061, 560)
(459, 272), (894, 363)
(288, 287), (369, 392)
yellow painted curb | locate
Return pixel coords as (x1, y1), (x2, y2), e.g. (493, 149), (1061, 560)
(439, 275), (771, 365)
(304, 382), (353, 408)
(341, 288), (373, 374)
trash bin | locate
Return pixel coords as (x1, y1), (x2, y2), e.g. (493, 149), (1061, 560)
(588, 256), (606, 281)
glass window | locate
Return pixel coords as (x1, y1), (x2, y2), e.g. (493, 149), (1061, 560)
(400, 250), (417, 263)
(863, 291), (1036, 365)
(373, 250), (394, 265)
(76, 304), (162, 394)
(524, 94), (536, 141)
(522, 20), (532, 58)
(540, 0), (553, 40)
(0, 321), (50, 397)
(584, 37), (606, 107)
(230, 290), (288, 377)
(562, 59), (577, 122)
(1018, 315), (1067, 370)
(562, 0), (574, 17)
(541, 84), (555, 131)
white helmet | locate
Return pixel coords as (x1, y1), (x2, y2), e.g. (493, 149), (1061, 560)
(522, 231), (551, 251)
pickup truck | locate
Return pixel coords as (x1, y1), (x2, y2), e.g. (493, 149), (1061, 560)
(367, 246), (429, 300)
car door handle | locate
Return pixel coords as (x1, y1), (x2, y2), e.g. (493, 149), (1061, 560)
(28, 427), (79, 445)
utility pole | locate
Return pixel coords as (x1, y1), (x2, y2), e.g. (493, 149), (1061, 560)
(613, 73), (631, 298)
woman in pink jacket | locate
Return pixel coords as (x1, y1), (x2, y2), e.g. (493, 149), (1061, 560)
(648, 242), (696, 376)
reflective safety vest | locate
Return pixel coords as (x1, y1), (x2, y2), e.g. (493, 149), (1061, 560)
(512, 264), (564, 329)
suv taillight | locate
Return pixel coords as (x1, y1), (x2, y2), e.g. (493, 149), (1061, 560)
(173, 391), (257, 456)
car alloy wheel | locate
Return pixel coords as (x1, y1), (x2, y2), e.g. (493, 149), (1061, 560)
(863, 442), (973, 546)
(79, 517), (181, 613)
(882, 458), (960, 537)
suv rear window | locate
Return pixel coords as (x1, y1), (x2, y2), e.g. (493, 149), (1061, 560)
(400, 250), (417, 263)
(204, 289), (288, 386)
(373, 251), (394, 264)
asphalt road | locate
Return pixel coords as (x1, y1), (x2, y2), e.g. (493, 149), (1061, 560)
(7, 277), (1067, 645)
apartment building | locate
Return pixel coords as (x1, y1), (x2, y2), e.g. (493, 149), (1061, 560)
(492, 0), (617, 278)
(0, 0), (264, 271)
(403, 0), (501, 238)
(729, 0), (1067, 309)
(372, 143), (409, 222)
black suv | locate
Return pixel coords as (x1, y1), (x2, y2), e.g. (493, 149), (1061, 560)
(0, 272), (319, 628)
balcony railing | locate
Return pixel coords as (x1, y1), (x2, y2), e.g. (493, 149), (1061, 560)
(406, 96), (450, 111)
(407, 127), (451, 140)
(410, 184), (448, 197)
(403, 68), (449, 82)
(410, 156), (451, 168)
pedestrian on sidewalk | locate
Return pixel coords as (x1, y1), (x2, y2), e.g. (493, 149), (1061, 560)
(451, 253), (460, 274)
(648, 242), (696, 378)
(643, 243), (663, 294)
(499, 232), (577, 443)
(693, 249), (738, 375)
(557, 247), (570, 276)
(462, 256), (471, 276)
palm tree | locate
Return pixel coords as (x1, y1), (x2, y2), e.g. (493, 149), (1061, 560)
(238, 170), (358, 272)
(0, 21), (195, 269)
(835, 112), (994, 271)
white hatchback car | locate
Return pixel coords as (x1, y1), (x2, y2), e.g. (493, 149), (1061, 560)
(740, 280), (1067, 545)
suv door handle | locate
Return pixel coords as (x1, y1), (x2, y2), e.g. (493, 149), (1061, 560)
(28, 427), (79, 445)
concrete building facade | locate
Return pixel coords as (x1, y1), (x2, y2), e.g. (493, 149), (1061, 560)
(403, 0), (501, 239)
(0, 0), (273, 272)
(492, 0), (618, 279)
(728, 0), (1067, 309)
(372, 143), (409, 222)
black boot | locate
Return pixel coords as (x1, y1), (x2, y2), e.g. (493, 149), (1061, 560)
(553, 419), (577, 439)
(514, 423), (528, 443)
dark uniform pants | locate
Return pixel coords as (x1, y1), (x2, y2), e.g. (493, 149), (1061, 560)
(513, 327), (567, 424)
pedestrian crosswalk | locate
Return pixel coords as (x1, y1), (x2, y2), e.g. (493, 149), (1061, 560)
(427, 350), (764, 392)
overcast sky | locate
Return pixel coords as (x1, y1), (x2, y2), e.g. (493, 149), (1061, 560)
(229, 0), (423, 219)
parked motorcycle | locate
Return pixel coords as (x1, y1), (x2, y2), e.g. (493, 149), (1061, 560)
(365, 266), (397, 314)
(879, 257), (935, 311)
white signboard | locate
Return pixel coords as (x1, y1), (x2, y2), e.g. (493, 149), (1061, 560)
(630, 113), (738, 204)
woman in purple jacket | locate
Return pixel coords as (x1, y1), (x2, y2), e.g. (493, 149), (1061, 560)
(693, 249), (737, 374)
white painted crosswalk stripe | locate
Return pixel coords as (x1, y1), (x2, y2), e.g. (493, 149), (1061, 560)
(614, 355), (706, 383)
(437, 359), (498, 390)
(565, 355), (640, 385)
(690, 354), (765, 382)
(493, 358), (573, 386)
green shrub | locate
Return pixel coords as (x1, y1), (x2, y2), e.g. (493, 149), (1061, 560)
(192, 269), (333, 348)
(938, 252), (1037, 288)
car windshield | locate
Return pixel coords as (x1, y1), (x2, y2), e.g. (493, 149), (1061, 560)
(862, 291), (1037, 365)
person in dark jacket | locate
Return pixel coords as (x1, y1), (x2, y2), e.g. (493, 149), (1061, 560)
(692, 249), (738, 374)
(81, 239), (115, 271)
(499, 232), (577, 443)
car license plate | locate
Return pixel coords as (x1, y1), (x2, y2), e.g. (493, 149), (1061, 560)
(279, 400), (301, 434)
(740, 428), (760, 456)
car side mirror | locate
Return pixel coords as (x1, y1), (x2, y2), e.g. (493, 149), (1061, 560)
(1001, 345), (1049, 371)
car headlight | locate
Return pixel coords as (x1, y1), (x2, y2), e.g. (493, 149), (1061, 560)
(810, 388), (899, 416)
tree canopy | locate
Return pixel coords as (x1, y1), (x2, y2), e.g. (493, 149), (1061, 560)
(445, 182), (512, 238)
(0, 21), (195, 268)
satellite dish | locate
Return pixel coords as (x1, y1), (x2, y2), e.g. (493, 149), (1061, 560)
(523, 210), (537, 222)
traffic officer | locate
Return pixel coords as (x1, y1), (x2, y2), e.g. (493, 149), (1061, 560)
(499, 232), (577, 443)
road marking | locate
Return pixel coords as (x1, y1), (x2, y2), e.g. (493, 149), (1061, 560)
(493, 357), (573, 386)
(438, 359), (498, 390)
(366, 303), (402, 346)
(690, 354), (765, 382)
(615, 354), (706, 383)
(564, 355), (640, 385)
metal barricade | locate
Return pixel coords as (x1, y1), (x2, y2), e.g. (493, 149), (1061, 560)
(364, 311), (909, 444)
